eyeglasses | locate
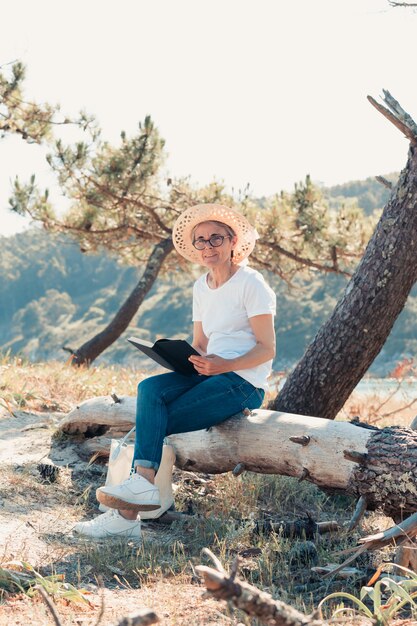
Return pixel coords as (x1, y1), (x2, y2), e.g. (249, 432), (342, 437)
(192, 235), (232, 250)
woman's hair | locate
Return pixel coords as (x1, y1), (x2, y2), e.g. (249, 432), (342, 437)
(191, 220), (236, 241)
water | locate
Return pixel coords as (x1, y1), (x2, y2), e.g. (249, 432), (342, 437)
(274, 376), (417, 400)
(355, 378), (417, 400)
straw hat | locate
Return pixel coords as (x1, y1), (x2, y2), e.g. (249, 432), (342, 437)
(172, 203), (258, 265)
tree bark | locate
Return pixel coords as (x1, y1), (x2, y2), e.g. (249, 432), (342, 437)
(271, 92), (417, 419)
(196, 563), (324, 626)
(71, 238), (173, 366)
(58, 396), (417, 518)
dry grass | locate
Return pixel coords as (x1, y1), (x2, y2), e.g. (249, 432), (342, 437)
(2, 352), (415, 427)
(338, 386), (417, 429)
(0, 353), (147, 414)
(1, 352), (417, 625)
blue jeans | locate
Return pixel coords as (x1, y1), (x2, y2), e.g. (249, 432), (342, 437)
(132, 371), (265, 471)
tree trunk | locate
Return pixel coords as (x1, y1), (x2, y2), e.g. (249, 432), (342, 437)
(71, 238), (173, 366)
(272, 92), (417, 419)
(58, 396), (417, 519)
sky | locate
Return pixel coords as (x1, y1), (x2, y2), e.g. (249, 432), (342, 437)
(1, 0), (417, 236)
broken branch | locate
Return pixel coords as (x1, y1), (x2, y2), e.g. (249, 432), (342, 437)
(195, 562), (325, 625)
(347, 496), (367, 532)
(367, 93), (417, 143)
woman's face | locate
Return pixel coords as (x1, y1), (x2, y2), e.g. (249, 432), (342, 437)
(193, 221), (237, 268)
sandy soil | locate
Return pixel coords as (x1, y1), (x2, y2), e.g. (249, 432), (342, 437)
(0, 407), (82, 567)
(0, 583), (233, 626)
(0, 407), (236, 625)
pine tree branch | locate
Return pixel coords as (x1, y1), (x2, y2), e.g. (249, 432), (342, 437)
(75, 173), (173, 236)
(388, 1), (417, 6)
(250, 252), (291, 283)
(257, 240), (352, 276)
(20, 208), (159, 243)
(0, 121), (35, 142)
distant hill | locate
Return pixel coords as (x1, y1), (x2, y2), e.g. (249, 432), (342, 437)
(0, 229), (192, 367)
(2, 172), (416, 376)
(324, 172), (399, 214)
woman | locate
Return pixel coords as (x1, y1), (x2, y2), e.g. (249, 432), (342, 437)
(74, 203), (276, 539)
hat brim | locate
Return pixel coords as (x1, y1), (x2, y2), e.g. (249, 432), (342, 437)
(172, 204), (257, 265)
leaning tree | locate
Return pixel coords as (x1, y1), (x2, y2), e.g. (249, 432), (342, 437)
(272, 91), (417, 420)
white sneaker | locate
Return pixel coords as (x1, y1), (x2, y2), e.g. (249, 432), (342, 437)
(73, 509), (141, 540)
(96, 473), (161, 511)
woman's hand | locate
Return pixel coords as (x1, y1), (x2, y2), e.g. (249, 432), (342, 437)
(189, 354), (232, 376)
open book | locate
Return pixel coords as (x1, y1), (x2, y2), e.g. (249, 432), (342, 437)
(127, 337), (200, 376)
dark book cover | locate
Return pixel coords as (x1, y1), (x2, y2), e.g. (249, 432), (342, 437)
(127, 336), (200, 375)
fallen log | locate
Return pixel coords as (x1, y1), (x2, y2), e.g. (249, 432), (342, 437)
(59, 395), (137, 435)
(59, 395), (417, 519)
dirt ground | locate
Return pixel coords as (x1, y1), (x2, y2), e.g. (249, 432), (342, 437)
(1, 388), (417, 626)
(0, 406), (237, 625)
(0, 583), (234, 626)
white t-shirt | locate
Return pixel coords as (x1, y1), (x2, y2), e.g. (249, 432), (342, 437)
(192, 266), (276, 391)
